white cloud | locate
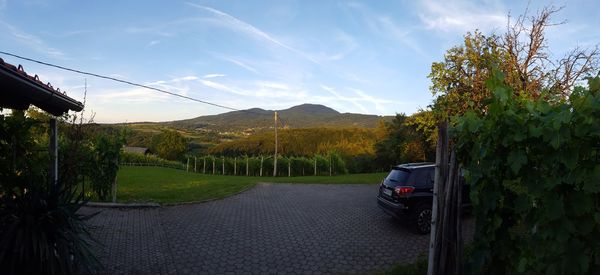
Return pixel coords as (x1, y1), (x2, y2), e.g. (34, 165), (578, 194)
(219, 56), (260, 74)
(95, 88), (171, 103)
(320, 85), (368, 113)
(418, 0), (507, 34)
(147, 40), (160, 47)
(0, 21), (65, 58)
(200, 79), (248, 96)
(188, 3), (319, 63)
(203, 73), (226, 78)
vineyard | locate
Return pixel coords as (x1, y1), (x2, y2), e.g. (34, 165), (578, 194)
(120, 151), (349, 176)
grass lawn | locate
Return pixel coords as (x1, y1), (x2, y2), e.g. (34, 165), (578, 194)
(115, 166), (387, 204)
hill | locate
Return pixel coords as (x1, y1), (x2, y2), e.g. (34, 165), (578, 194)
(165, 104), (392, 132)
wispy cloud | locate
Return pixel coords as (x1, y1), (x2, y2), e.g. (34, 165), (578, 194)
(203, 73), (226, 78)
(0, 21), (65, 58)
(320, 85), (368, 113)
(96, 88), (171, 103)
(418, 0), (507, 34)
(200, 79), (248, 96)
(345, 3), (427, 58)
(147, 40), (160, 47)
(219, 56), (260, 74)
(187, 3), (319, 63)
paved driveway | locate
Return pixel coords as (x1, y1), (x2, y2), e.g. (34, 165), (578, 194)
(83, 183), (473, 274)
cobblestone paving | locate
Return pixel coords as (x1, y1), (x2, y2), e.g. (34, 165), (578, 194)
(83, 183), (474, 274)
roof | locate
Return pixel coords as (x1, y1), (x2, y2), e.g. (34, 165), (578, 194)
(0, 58), (84, 116)
(122, 146), (150, 154)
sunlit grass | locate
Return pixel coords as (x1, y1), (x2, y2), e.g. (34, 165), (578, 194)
(115, 166), (387, 204)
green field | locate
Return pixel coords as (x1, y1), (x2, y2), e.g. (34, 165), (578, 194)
(115, 166), (387, 204)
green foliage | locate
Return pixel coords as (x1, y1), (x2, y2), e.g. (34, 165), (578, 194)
(0, 110), (99, 274)
(151, 130), (188, 160)
(375, 113), (435, 169)
(120, 151), (185, 169)
(453, 72), (600, 274)
(89, 134), (123, 200)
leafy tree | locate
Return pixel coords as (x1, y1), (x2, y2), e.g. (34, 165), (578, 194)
(374, 113), (434, 168)
(151, 130), (187, 160)
(428, 6), (598, 120)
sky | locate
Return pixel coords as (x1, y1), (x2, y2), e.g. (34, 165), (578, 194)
(0, 0), (598, 123)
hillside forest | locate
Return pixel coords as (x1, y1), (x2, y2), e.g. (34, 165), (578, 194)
(121, 110), (435, 174)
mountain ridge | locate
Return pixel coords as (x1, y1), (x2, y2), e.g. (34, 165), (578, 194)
(164, 103), (392, 132)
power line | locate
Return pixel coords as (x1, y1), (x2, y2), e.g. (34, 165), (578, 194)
(0, 51), (271, 116)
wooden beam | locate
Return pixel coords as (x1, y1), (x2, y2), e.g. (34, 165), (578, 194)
(49, 118), (58, 185)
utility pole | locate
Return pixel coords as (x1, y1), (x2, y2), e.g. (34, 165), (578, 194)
(273, 111), (278, 177)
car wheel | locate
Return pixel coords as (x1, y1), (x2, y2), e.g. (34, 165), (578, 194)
(411, 203), (432, 234)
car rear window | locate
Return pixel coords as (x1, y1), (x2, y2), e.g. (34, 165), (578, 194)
(385, 168), (411, 186)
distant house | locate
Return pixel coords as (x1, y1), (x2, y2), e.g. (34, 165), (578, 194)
(122, 146), (151, 155)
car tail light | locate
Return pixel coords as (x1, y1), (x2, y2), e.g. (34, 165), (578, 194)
(394, 186), (414, 196)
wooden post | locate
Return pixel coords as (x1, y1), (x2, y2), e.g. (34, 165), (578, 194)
(194, 157), (197, 172)
(186, 157), (190, 172)
(428, 122), (449, 275)
(314, 157), (317, 176)
(222, 156), (225, 175)
(234, 157), (237, 175)
(111, 156), (118, 203)
(212, 157), (215, 175)
(329, 154), (332, 176)
(273, 111), (278, 177)
(246, 156), (249, 176)
(203, 157), (206, 174)
(260, 156), (263, 177)
(288, 159), (291, 177)
(49, 118), (58, 185)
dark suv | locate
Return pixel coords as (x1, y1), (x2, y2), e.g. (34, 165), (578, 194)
(377, 163), (468, 234)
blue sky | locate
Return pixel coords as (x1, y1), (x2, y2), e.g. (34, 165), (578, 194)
(1, 0), (598, 123)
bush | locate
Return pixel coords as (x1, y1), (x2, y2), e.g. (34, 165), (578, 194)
(453, 72), (600, 274)
(0, 110), (99, 274)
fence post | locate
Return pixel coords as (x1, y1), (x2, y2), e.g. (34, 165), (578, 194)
(246, 156), (249, 176)
(212, 157), (215, 175)
(260, 156), (263, 177)
(194, 157), (197, 173)
(222, 156), (225, 175)
(288, 159), (291, 177)
(314, 157), (317, 176)
(203, 157), (206, 174)
(186, 157), (190, 172)
(329, 154), (332, 176)
(428, 122), (449, 275)
(234, 157), (237, 175)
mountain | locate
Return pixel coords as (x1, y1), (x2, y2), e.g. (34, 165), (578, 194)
(165, 104), (392, 132)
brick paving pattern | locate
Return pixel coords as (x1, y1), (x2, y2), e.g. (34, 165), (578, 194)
(83, 183), (474, 274)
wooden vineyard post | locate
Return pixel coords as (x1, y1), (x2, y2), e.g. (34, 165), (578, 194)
(203, 157), (206, 174)
(288, 159), (291, 177)
(260, 156), (264, 177)
(212, 157), (215, 175)
(427, 122), (463, 275)
(222, 156), (225, 175)
(314, 157), (317, 176)
(234, 157), (237, 175)
(194, 157), (197, 172)
(428, 122), (448, 275)
(246, 156), (249, 176)
(186, 157), (190, 172)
